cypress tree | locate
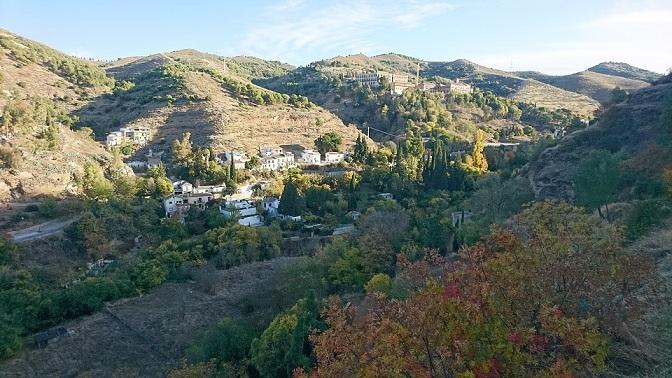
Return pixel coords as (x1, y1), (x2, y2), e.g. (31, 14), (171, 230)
(278, 181), (305, 216)
(229, 158), (237, 183)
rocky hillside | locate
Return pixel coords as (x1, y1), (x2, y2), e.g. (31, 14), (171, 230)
(0, 29), (114, 201)
(0, 30), (367, 201)
(529, 78), (672, 199)
(77, 49), (364, 156)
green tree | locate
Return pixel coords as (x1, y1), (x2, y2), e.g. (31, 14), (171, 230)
(171, 132), (193, 163)
(187, 318), (254, 365)
(0, 322), (22, 359)
(80, 162), (114, 200)
(314, 132), (342, 156)
(0, 240), (17, 266)
(574, 149), (620, 220)
(365, 273), (392, 295)
(278, 181), (305, 216)
(608, 87), (628, 105)
(250, 296), (323, 378)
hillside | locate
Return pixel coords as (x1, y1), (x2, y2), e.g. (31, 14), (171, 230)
(588, 61), (661, 83)
(261, 54), (601, 118)
(517, 69), (651, 103)
(76, 49), (364, 156)
(529, 78), (672, 199)
(0, 29), (114, 200)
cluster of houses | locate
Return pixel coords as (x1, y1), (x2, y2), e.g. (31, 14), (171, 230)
(106, 126), (152, 147)
(354, 71), (472, 96)
(218, 197), (296, 227)
(256, 145), (345, 172)
(127, 149), (163, 171)
(163, 180), (227, 218)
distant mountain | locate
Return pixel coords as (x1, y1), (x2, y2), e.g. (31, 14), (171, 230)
(516, 69), (650, 103)
(269, 54), (601, 117)
(588, 62), (661, 83)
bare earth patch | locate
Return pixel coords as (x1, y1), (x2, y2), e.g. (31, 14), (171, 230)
(0, 257), (297, 378)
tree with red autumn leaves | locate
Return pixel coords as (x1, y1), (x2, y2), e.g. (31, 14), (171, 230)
(299, 202), (659, 377)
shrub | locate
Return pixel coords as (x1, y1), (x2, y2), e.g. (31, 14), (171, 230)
(0, 146), (21, 169)
(365, 273), (392, 295)
(625, 199), (671, 241)
(187, 318), (254, 364)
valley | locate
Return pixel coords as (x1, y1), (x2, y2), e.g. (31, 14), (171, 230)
(1, 25), (671, 378)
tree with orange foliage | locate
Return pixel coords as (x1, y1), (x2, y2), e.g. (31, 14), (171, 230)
(304, 202), (658, 377)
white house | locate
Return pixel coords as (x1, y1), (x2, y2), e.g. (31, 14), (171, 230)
(220, 200), (263, 226)
(261, 197), (280, 215)
(127, 160), (147, 170)
(192, 184), (226, 198)
(146, 149), (163, 169)
(324, 152), (345, 164)
(301, 149), (321, 165)
(173, 180), (194, 196)
(260, 146), (283, 157)
(183, 193), (213, 210)
(377, 192), (394, 200)
(260, 152), (295, 171)
(106, 131), (124, 146)
(222, 151), (250, 170)
(163, 195), (185, 217)
(106, 127), (152, 146)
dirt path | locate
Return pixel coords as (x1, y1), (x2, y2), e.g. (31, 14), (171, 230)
(0, 257), (297, 378)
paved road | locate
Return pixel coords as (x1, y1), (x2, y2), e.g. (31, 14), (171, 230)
(8, 216), (80, 243)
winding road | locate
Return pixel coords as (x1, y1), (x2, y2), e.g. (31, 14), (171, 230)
(8, 216), (80, 243)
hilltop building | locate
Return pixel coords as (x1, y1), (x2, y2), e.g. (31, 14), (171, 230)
(354, 71), (415, 95)
(106, 127), (152, 147)
(415, 79), (472, 95)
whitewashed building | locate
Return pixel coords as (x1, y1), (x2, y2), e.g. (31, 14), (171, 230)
(106, 127), (151, 146)
(173, 180), (194, 196)
(220, 200), (263, 226)
(260, 146), (283, 157)
(163, 195), (186, 217)
(300, 149), (321, 165)
(262, 197), (280, 215)
(261, 152), (295, 171)
(324, 152), (345, 164)
(183, 193), (213, 210)
(221, 151), (250, 170)
(192, 184), (226, 198)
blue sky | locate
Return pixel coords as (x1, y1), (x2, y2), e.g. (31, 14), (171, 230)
(1, 0), (670, 74)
